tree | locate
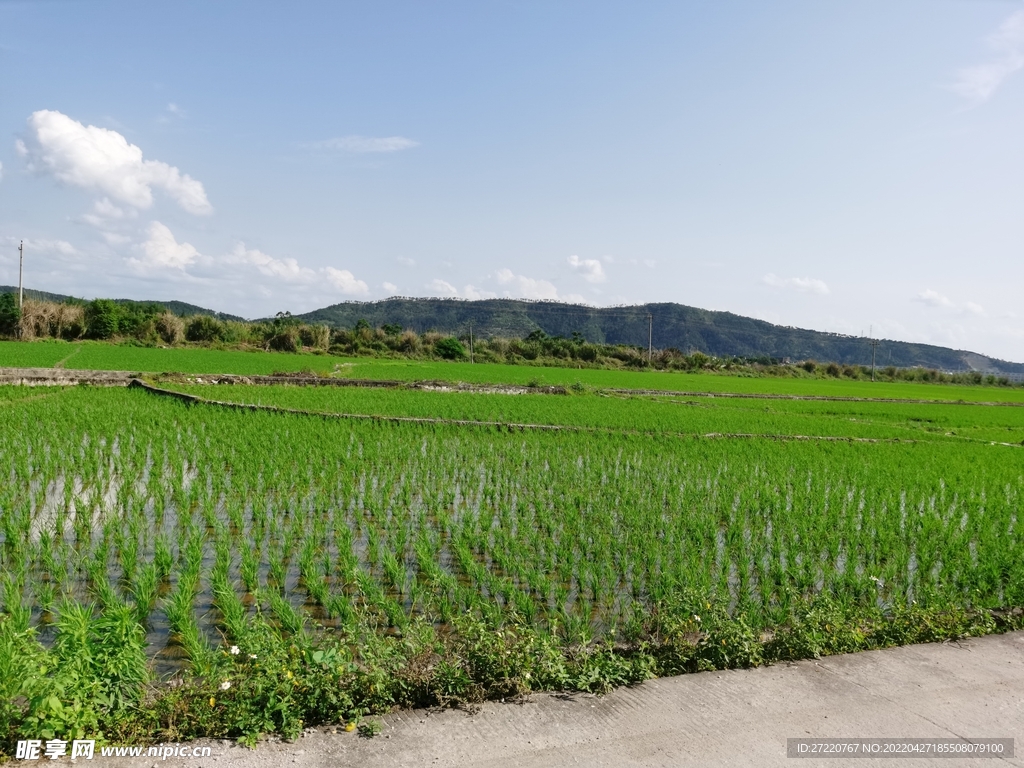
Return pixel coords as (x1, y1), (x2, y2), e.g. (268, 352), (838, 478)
(434, 337), (466, 360)
(272, 311), (297, 331)
(85, 299), (121, 339)
(185, 315), (225, 342)
(0, 292), (20, 336)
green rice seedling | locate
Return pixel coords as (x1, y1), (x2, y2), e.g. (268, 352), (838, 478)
(131, 562), (159, 624)
(265, 589), (304, 636)
(153, 535), (173, 579)
(90, 602), (149, 712)
(211, 572), (248, 642)
(240, 546), (261, 595)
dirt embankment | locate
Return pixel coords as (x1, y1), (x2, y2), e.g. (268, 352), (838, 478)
(0, 367), (140, 386)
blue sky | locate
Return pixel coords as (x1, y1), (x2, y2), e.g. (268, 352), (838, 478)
(1, 1), (1022, 360)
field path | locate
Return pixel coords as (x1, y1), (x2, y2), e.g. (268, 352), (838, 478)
(93, 631), (1023, 768)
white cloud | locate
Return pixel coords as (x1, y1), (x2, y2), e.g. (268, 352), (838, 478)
(762, 273), (830, 295)
(128, 221), (200, 271)
(424, 279), (495, 299)
(497, 268), (559, 300)
(915, 288), (985, 315)
(157, 103), (186, 124)
(462, 284), (496, 300)
(94, 197), (128, 219)
(228, 243), (315, 283)
(916, 288), (956, 308)
(2, 236), (78, 259)
(102, 232), (131, 246)
(397, 256), (416, 267)
(426, 278), (459, 296)
(80, 197), (134, 227)
(19, 110), (213, 215)
(952, 10), (1024, 103)
(226, 243), (368, 295)
(566, 254), (606, 283)
(382, 281), (399, 293)
(310, 135), (419, 153)
(325, 267), (369, 295)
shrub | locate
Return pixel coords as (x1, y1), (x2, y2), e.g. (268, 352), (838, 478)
(331, 328), (354, 347)
(17, 300), (56, 340)
(220, 321), (253, 345)
(0, 292), (19, 336)
(114, 302), (163, 338)
(53, 304), (85, 340)
(688, 352), (710, 370)
(268, 326), (300, 352)
(155, 311), (185, 345)
(434, 337), (466, 360)
(398, 330), (421, 354)
(132, 318), (159, 345)
(85, 299), (121, 339)
(825, 362), (841, 377)
(609, 346), (643, 365)
(802, 360), (816, 373)
(185, 315), (225, 343)
(298, 324), (330, 351)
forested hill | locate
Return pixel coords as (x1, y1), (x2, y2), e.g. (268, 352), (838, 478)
(296, 297), (1024, 374)
(0, 286), (244, 322)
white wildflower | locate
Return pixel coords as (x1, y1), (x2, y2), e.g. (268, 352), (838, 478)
(219, 680), (232, 691)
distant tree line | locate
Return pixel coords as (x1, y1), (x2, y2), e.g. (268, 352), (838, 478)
(0, 293), (1017, 386)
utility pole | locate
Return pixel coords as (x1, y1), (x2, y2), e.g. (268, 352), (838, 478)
(869, 325), (879, 382)
(469, 320), (474, 364)
(647, 312), (653, 364)
(18, 240), (24, 310)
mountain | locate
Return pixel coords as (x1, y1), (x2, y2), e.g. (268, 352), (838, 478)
(0, 286), (245, 322)
(5, 285), (1018, 374)
(293, 297), (1024, 374)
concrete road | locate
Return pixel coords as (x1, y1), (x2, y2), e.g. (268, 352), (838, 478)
(93, 631), (1023, 768)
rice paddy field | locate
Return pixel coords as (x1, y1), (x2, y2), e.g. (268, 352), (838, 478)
(1, 358), (1023, 747)
(3, 338), (1024, 402)
(163, 381), (1024, 444)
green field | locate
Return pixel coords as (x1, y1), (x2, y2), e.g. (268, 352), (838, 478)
(1, 375), (1022, 748)
(3, 339), (1024, 403)
(165, 382), (1024, 444)
(330, 359), (1024, 403)
(0, 340), (339, 376)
